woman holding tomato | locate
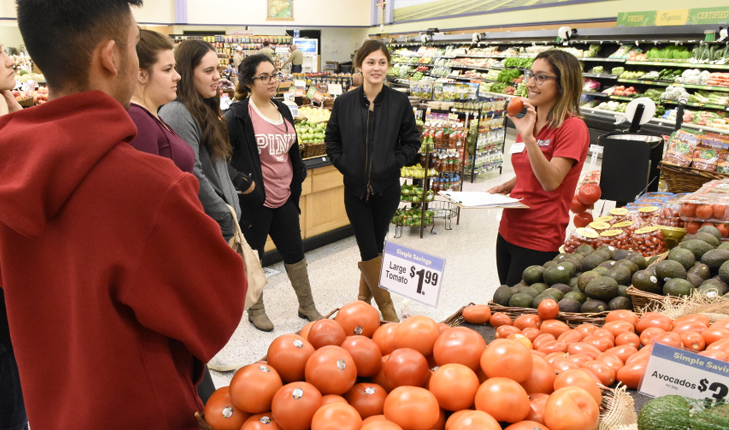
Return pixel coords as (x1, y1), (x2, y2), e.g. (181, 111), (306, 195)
(489, 50), (590, 286)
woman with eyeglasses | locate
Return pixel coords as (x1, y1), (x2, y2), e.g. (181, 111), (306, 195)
(488, 50), (589, 287)
(225, 54), (321, 332)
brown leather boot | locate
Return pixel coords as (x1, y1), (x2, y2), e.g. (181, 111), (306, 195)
(285, 259), (323, 322)
(248, 294), (274, 332)
(358, 256), (399, 322)
(358, 273), (372, 304)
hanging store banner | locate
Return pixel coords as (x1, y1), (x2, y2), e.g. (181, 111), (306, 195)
(618, 7), (729, 27)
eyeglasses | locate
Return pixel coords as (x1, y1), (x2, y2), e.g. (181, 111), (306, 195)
(252, 72), (282, 84)
(524, 70), (558, 86)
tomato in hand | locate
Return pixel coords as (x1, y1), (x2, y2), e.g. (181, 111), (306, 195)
(577, 184), (601, 205)
(507, 97), (525, 116)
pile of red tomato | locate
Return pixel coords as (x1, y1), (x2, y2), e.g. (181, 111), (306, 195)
(202, 300), (729, 430)
(571, 183), (602, 228)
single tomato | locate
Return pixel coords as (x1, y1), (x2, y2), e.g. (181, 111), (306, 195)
(696, 204), (714, 219)
(538, 299), (560, 320)
(567, 342), (601, 359)
(686, 221), (701, 234)
(650, 332), (683, 348)
(204, 387), (251, 430)
(544, 387), (600, 430)
(305, 346), (358, 395)
(519, 354), (556, 395)
(553, 369), (602, 406)
(639, 326), (666, 347)
(582, 334), (613, 352)
(540, 320), (571, 338)
(321, 394), (348, 405)
(514, 314), (542, 331)
(674, 314), (710, 327)
(428, 363), (480, 411)
(581, 360), (616, 386)
(526, 392), (549, 424)
(602, 320), (635, 337)
(573, 211), (593, 228)
(383, 348), (429, 388)
(636, 313), (672, 333)
(577, 184), (601, 206)
(702, 328), (729, 345)
(475, 377), (531, 423)
(242, 414), (281, 430)
(557, 329), (583, 345)
(229, 363), (283, 414)
(310, 403), (362, 430)
(489, 312), (513, 327)
(507, 97), (525, 116)
(680, 332), (706, 351)
(267, 334), (315, 383)
(433, 326), (487, 371)
(574, 323), (598, 339)
(344, 383), (387, 419)
(341, 335), (383, 377)
(533, 333), (557, 350)
(537, 340), (568, 354)
(335, 301), (381, 338)
(496, 325), (523, 339)
(522, 327), (542, 342)
(462, 305), (492, 324)
(508, 333), (534, 350)
(717, 223), (729, 237)
(271, 382), (323, 430)
(614, 332), (641, 348)
(372, 323), (399, 356)
(605, 309), (639, 326)
(681, 203), (698, 217)
(616, 359), (648, 389)
(394, 315), (441, 356)
(571, 196), (588, 214)
(383, 386), (440, 430)
(480, 339), (533, 382)
(307, 319), (347, 349)
(505, 421), (551, 430)
(445, 410), (500, 430)
(551, 357), (579, 373)
(567, 354), (594, 367)
(713, 204), (726, 219)
(606, 345), (638, 363)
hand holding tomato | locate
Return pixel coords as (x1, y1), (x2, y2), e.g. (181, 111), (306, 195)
(508, 99), (537, 142)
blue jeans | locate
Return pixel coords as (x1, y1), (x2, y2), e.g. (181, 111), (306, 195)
(291, 64), (302, 73)
(0, 345), (28, 430)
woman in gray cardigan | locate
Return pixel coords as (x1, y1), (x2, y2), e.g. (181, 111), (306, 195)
(160, 40), (242, 242)
(159, 40), (245, 376)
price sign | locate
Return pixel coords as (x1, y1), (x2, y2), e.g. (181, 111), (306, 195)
(294, 80), (307, 88)
(313, 91), (325, 103)
(639, 343), (729, 402)
(328, 83), (343, 95)
(589, 144), (604, 154)
(379, 241), (445, 308)
(306, 86), (317, 99)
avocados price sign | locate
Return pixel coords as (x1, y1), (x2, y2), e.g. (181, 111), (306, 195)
(639, 342), (729, 402)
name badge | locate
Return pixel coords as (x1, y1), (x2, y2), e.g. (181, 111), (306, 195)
(509, 142), (526, 154)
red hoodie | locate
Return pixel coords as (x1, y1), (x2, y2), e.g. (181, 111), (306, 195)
(0, 91), (247, 429)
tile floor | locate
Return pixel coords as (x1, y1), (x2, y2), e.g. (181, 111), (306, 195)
(210, 129), (605, 387)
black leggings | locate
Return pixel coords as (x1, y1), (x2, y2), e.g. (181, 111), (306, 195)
(241, 198), (305, 264)
(344, 184), (401, 261)
(496, 234), (559, 287)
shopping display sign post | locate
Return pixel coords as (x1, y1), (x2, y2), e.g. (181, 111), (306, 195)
(379, 241), (445, 308)
(639, 342), (729, 402)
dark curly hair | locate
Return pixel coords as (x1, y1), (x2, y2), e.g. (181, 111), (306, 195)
(235, 54), (275, 99)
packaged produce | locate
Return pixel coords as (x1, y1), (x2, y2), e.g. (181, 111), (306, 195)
(630, 226), (667, 256)
(609, 207), (629, 221)
(638, 206), (661, 224)
(599, 229), (629, 249)
(613, 220), (638, 235)
(563, 227), (599, 253)
(692, 139), (722, 172)
(663, 130), (699, 167)
(658, 194), (687, 227)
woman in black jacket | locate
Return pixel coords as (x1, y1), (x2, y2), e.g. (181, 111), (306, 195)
(225, 54), (322, 332)
(325, 40), (420, 322)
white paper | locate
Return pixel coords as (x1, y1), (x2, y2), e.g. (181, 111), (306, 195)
(440, 191), (524, 208)
(509, 142), (525, 154)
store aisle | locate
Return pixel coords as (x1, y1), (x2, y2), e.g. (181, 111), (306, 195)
(210, 128), (604, 387)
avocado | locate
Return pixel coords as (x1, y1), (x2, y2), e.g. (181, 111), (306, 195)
(647, 255), (664, 267)
(690, 403), (729, 430)
(607, 265), (632, 286)
(625, 252), (648, 270)
(720, 260), (729, 284)
(558, 298), (582, 313)
(542, 288), (565, 302)
(698, 225), (722, 241)
(492, 285), (514, 306)
(667, 247), (696, 270)
(543, 261), (558, 269)
(662, 278), (694, 297)
(697, 283), (727, 298)
(618, 284), (630, 297)
(701, 249), (729, 275)
(581, 299), (608, 313)
(686, 232), (721, 248)
(530, 283), (549, 294)
(585, 276), (620, 301)
(512, 281), (528, 289)
(550, 283), (572, 295)
(543, 265), (571, 286)
(594, 266), (610, 276)
(515, 286), (539, 298)
(509, 292), (535, 308)
(596, 245), (615, 259)
(613, 248), (631, 261)
(637, 395), (690, 430)
(558, 261), (578, 278)
(568, 277), (579, 288)
(608, 296), (633, 310)
(615, 258), (639, 274)
(581, 253), (606, 271)
(632, 270), (661, 294)
(564, 290), (587, 303)
(655, 260), (688, 283)
(689, 263), (712, 280)
(522, 265), (544, 285)
(576, 244), (594, 255)
(680, 239), (716, 260)
(687, 273), (704, 288)
(599, 260), (618, 270)
(701, 278), (729, 295)
(580, 271), (605, 293)
(718, 242), (729, 251)
(531, 293), (551, 308)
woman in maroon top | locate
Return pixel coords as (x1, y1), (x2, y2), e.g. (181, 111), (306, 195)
(128, 29), (194, 173)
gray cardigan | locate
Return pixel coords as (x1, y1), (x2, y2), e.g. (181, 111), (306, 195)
(159, 101), (241, 241)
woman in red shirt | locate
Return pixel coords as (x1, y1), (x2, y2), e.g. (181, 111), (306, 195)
(489, 50), (589, 287)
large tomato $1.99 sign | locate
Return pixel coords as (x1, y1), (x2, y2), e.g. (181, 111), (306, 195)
(379, 241), (446, 308)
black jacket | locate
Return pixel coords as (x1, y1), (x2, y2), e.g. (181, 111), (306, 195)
(225, 98), (306, 227)
(325, 85), (420, 199)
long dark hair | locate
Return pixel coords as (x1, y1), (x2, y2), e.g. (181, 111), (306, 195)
(534, 50), (583, 128)
(174, 40), (231, 161)
(235, 54), (275, 99)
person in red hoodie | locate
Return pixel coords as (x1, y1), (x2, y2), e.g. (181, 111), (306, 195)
(0, 1), (247, 429)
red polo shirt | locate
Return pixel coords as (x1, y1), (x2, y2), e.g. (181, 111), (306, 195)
(499, 116), (590, 252)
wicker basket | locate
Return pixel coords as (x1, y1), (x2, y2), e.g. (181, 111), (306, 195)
(17, 97), (34, 108)
(301, 142), (327, 159)
(659, 162), (729, 193)
(626, 252), (681, 313)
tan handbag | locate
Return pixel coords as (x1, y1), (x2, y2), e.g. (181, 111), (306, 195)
(226, 204), (266, 310)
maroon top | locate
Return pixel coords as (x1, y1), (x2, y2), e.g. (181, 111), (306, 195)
(128, 103), (195, 173)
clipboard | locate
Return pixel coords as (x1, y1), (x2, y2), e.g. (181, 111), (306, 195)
(438, 191), (530, 210)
